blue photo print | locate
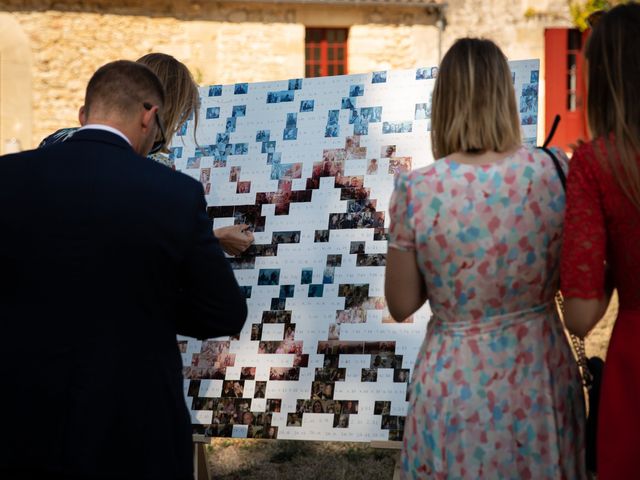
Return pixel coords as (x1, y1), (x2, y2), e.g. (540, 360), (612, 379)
(372, 71), (387, 83)
(256, 130), (270, 142)
(414, 103), (430, 120)
(225, 117), (237, 133)
(176, 122), (188, 136)
(520, 83), (538, 115)
(279, 285), (295, 298)
(530, 70), (539, 83)
(360, 107), (382, 123)
(325, 110), (340, 137)
(169, 146), (183, 159)
(286, 113), (297, 128)
(353, 120), (368, 136)
(283, 128), (298, 141)
(416, 66), (438, 80)
(195, 145), (209, 157)
(300, 100), (314, 112)
(300, 268), (313, 285)
(267, 90), (295, 103)
(208, 85), (222, 96)
(267, 152), (281, 165)
(308, 284), (324, 297)
(234, 83), (249, 94)
(232, 105), (247, 117)
(288, 78), (303, 90)
(262, 141), (276, 154)
(349, 84), (364, 97)
(186, 157), (200, 169)
(258, 268), (280, 286)
(325, 123), (339, 138)
(341, 97), (356, 110)
(383, 121), (413, 134)
(205, 107), (220, 119)
(234, 143), (249, 155)
(216, 132), (230, 145)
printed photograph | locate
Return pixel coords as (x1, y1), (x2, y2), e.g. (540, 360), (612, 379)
(372, 71), (387, 83)
(205, 107), (220, 119)
(300, 99), (314, 112)
(208, 85), (222, 96)
(234, 83), (249, 94)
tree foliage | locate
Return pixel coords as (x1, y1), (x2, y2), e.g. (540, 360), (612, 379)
(569, 0), (629, 31)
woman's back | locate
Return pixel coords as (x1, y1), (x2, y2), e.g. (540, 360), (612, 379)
(389, 146), (586, 478)
(390, 146), (566, 322)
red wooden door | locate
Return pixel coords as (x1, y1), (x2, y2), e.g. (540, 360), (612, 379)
(544, 28), (589, 151)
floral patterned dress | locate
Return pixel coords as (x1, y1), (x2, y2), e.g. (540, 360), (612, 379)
(388, 146), (586, 479)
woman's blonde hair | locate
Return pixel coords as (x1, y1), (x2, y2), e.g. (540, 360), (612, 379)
(585, 3), (640, 211)
(136, 53), (199, 151)
(431, 38), (521, 159)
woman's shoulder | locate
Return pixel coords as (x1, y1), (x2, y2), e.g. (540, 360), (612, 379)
(571, 138), (607, 171)
(524, 144), (569, 173)
(405, 158), (450, 183)
(38, 127), (79, 148)
(147, 151), (175, 169)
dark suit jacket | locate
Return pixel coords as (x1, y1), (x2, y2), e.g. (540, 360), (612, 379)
(0, 129), (247, 479)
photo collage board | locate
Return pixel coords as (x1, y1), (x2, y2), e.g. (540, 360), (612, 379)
(172, 60), (540, 442)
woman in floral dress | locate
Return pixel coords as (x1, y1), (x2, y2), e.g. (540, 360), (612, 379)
(385, 38), (586, 479)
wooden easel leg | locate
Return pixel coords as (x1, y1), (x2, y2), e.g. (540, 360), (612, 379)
(193, 442), (210, 480)
(393, 450), (402, 480)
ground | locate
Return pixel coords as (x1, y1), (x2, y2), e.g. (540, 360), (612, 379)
(206, 438), (398, 479)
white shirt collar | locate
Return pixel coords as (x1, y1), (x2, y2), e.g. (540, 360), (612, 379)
(77, 124), (132, 146)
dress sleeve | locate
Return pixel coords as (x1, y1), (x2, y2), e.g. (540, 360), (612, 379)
(560, 144), (606, 299)
(388, 172), (415, 251)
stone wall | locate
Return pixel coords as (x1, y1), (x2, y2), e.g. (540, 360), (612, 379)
(0, 0), (572, 150)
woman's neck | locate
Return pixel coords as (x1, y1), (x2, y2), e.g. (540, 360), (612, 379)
(446, 145), (522, 165)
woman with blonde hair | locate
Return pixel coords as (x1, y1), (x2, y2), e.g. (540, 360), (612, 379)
(560, 3), (640, 478)
(385, 38), (586, 478)
(40, 53), (253, 256)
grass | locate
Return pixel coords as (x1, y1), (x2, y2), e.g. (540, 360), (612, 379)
(207, 439), (398, 480)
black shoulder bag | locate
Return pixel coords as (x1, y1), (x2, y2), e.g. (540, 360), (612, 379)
(539, 115), (604, 474)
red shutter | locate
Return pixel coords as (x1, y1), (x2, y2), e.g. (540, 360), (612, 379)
(544, 28), (588, 151)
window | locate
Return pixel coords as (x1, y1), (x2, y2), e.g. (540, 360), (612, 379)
(566, 29), (582, 111)
(305, 28), (348, 78)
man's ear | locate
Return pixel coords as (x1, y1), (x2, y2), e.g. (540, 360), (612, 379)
(141, 104), (158, 134)
(78, 106), (87, 126)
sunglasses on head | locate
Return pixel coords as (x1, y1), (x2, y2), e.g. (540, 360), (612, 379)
(143, 102), (167, 155)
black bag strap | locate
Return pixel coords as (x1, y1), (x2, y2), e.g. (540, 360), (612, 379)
(542, 113), (561, 148)
(539, 115), (594, 389)
(538, 114), (566, 190)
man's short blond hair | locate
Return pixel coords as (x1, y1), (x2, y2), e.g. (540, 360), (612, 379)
(84, 60), (165, 119)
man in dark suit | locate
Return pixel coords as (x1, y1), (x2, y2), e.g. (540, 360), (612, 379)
(0, 60), (247, 479)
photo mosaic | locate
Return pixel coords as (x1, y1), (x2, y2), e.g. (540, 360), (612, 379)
(172, 60), (540, 441)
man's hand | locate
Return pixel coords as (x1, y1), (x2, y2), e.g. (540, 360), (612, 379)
(214, 224), (254, 256)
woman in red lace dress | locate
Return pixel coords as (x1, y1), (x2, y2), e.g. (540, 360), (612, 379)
(560, 4), (640, 478)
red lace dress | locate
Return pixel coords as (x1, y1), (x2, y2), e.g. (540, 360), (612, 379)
(561, 138), (640, 479)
